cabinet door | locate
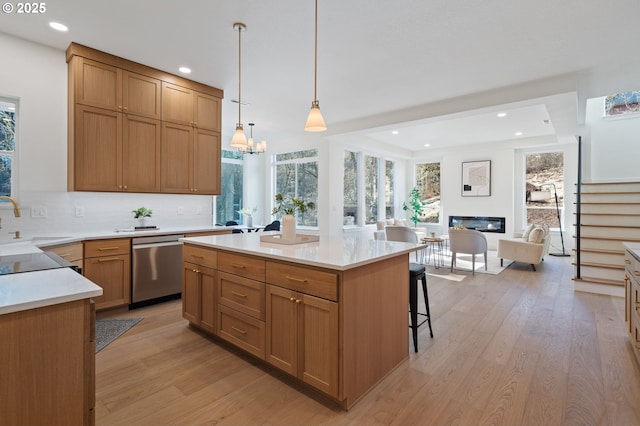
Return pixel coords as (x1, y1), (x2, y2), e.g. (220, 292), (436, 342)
(183, 262), (200, 324)
(74, 57), (122, 111)
(301, 294), (339, 397)
(161, 122), (193, 193)
(200, 266), (217, 334)
(192, 128), (221, 194)
(194, 91), (220, 131)
(162, 82), (193, 125)
(266, 284), (298, 376)
(74, 105), (122, 191)
(122, 71), (161, 119)
(122, 115), (161, 192)
(84, 255), (130, 310)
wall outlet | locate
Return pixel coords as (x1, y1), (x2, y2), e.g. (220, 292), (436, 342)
(177, 206), (184, 215)
(75, 207), (85, 217)
(31, 206), (47, 218)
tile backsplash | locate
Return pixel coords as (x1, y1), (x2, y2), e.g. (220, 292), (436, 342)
(0, 191), (214, 243)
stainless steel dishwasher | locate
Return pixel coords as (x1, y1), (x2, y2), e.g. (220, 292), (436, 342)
(130, 234), (184, 309)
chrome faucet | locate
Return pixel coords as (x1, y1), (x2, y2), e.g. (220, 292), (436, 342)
(0, 196), (21, 217)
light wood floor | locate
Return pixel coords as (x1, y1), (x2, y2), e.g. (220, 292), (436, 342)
(96, 256), (640, 425)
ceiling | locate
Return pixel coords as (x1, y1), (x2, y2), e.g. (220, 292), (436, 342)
(1, 0), (639, 153)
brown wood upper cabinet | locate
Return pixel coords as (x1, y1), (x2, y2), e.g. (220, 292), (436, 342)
(162, 82), (220, 131)
(73, 57), (161, 119)
(67, 43), (223, 195)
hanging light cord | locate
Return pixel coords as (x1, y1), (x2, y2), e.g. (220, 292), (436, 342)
(237, 24), (242, 124)
(313, 0), (318, 103)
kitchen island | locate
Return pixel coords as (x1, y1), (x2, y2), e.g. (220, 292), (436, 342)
(0, 249), (103, 425)
(180, 232), (421, 409)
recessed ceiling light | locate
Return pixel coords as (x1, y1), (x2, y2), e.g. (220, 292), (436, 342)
(178, 67), (191, 74)
(391, 130), (399, 135)
(497, 112), (507, 118)
(424, 143), (430, 147)
(49, 22), (68, 32)
(515, 132), (523, 136)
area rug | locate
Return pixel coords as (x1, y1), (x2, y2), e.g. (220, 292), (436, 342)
(423, 250), (510, 275)
(95, 318), (143, 353)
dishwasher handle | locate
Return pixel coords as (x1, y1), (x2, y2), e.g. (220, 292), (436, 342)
(133, 241), (183, 250)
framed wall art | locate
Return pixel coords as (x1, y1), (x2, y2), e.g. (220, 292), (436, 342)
(462, 160), (491, 197)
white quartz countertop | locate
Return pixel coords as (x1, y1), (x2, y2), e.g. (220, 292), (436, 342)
(0, 268), (103, 315)
(181, 232), (421, 271)
(623, 242), (640, 262)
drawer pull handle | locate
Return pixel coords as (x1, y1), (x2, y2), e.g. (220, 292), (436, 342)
(290, 297), (296, 302)
(231, 263), (246, 269)
(232, 326), (247, 335)
(191, 255), (204, 259)
(625, 275), (629, 281)
(635, 270), (640, 277)
(58, 253), (71, 258)
(232, 291), (247, 298)
(192, 269), (200, 273)
(98, 246), (119, 251)
(295, 299), (302, 303)
(625, 259), (631, 264)
(286, 275), (308, 283)
(97, 257), (119, 262)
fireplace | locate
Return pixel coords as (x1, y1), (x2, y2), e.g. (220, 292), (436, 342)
(448, 216), (506, 233)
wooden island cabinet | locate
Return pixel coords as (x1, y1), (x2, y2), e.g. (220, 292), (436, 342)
(83, 238), (131, 311)
(623, 243), (640, 365)
(181, 233), (415, 409)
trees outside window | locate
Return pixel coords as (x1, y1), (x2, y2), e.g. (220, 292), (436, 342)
(525, 152), (564, 227)
(343, 150), (395, 226)
(0, 98), (17, 198)
(215, 150), (243, 224)
(415, 162), (440, 223)
(273, 149), (318, 226)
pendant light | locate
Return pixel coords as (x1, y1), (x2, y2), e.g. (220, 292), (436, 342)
(242, 123), (267, 155)
(230, 22), (248, 149)
(304, 0), (327, 132)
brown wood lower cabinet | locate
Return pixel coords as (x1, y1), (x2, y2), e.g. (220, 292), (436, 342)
(183, 261), (216, 334)
(266, 284), (339, 397)
(0, 299), (95, 425)
(83, 238), (131, 311)
(181, 243), (409, 410)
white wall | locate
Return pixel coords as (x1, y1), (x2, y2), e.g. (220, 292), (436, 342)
(584, 97), (640, 182)
(0, 33), (214, 243)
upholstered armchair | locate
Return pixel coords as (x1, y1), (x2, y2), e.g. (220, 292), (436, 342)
(448, 228), (488, 275)
(497, 225), (550, 271)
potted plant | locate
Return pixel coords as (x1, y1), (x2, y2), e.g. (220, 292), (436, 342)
(132, 207), (152, 227)
(237, 206), (257, 227)
(271, 194), (316, 240)
(402, 187), (425, 227)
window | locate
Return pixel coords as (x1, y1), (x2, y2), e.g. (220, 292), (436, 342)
(273, 149), (318, 226)
(415, 162), (440, 223)
(0, 98), (17, 198)
(525, 152), (564, 227)
(215, 150), (243, 225)
(343, 150), (395, 226)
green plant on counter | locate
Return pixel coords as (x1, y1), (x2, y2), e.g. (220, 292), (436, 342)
(402, 187), (425, 227)
(132, 207), (152, 219)
(271, 193), (316, 216)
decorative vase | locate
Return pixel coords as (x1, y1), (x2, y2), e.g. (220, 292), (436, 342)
(138, 217), (147, 227)
(282, 214), (296, 240)
(246, 215), (253, 228)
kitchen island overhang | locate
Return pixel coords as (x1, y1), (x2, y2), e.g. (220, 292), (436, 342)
(180, 232), (422, 409)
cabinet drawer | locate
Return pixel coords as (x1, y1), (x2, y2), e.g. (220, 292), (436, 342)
(218, 305), (265, 359)
(266, 262), (338, 302)
(46, 243), (84, 262)
(183, 244), (217, 269)
(218, 252), (265, 282)
(218, 271), (265, 320)
(84, 238), (130, 257)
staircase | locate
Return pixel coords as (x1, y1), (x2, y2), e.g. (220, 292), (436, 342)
(574, 181), (640, 296)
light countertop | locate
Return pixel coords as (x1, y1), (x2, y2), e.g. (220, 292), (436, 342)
(0, 268), (102, 315)
(181, 232), (421, 271)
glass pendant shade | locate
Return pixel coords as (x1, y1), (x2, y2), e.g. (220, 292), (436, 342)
(305, 101), (327, 132)
(230, 124), (247, 149)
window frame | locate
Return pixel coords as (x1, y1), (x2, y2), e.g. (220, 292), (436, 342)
(214, 149), (244, 225)
(524, 151), (564, 230)
(0, 97), (18, 202)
